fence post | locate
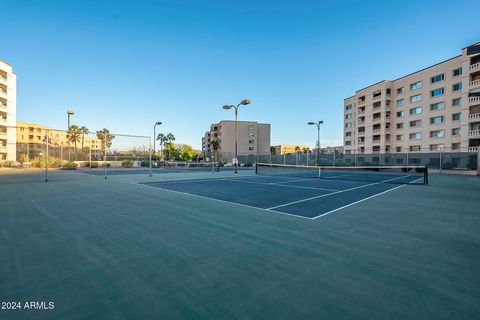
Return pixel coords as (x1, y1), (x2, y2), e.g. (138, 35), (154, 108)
(103, 132), (107, 179)
(439, 151), (442, 174)
(477, 149), (480, 176)
(149, 136), (152, 177)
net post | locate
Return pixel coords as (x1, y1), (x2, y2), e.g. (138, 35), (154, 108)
(255, 162), (258, 175)
(439, 151), (442, 174)
(45, 129), (49, 182)
(424, 166), (429, 185)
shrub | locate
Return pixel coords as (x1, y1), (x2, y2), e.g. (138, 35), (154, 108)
(85, 161), (99, 168)
(141, 160), (150, 167)
(0, 160), (16, 167)
(31, 156), (62, 168)
(122, 160), (134, 168)
(62, 162), (78, 170)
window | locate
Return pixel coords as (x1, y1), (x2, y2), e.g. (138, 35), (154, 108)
(430, 88), (444, 97)
(430, 116), (444, 124)
(452, 98), (461, 106)
(430, 102), (445, 111)
(410, 120), (422, 127)
(452, 113), (461, 121)
(430, 130), (444, 138)
(248, 139), (255, 143)
(452, 83), (462, 91)
(410, 81), (422, 90)
(396, 134), (403, 141)
(452, 128), (460, 136)
(248, 147), (254, 151)
(396, 99), (405, 107)
(345, 131), (352, 137)
(451, 143), (460, 150)
(386, 88), (391, 95)
(409, 145), (421, 152)
(410, 94), (422, 103)
(397, 87), (405, 94)
(249, 132), (255, 137)
(409, 132), (422, 140)
(430, 144), (443, 151)
(345, 114), (352, 119)
(248, 125), (255, 131)
(396, 123), (404, 129)
(396, 111), (405, 118)
(345, 104), (352, 110)
(345, 123), (352, 128)
(410, 107), (422, 115)
(431, 74), (444, 83)
(358, 126), (365, 133)
(396, 147), (402, 153)
(453, 68), (462, 77)
(373, 91), (381, 98)
(345, 140), (352, 146)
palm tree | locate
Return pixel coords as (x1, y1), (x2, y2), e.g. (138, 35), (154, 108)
(156, 133), (168, 161)
(79, 126), (89, 149)
(211, 139), (220, 162)
(166, 133), (175, 160)
(67, 125), (81, 162)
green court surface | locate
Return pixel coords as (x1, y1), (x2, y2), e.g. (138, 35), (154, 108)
(0, 170), (479, 320)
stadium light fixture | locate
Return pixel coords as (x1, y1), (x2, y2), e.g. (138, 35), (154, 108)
(222, 99), (253, 173)
(308, 121), (324, 157)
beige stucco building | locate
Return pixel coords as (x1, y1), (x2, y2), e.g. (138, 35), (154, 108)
(343, 42), (480, 154)
(16, 121), (102, 158)
(202, 120), (271, 158)
(271, 145), (311, 155)
(0, 59), (16, 161)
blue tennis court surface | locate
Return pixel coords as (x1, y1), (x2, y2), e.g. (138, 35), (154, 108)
(140, 173), (423, 219)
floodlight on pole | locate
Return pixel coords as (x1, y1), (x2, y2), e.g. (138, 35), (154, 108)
(67, 109), (74, 130)
(222, 99), (253, 173)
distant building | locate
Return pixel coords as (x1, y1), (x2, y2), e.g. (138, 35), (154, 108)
(0, 59), (16, 161)
(16, 121), (102, 158)
(271, 145), (310, 155)
(202, 120), (271, 160)
(344, 42), (480, 154)
(320, 146), (344, 154)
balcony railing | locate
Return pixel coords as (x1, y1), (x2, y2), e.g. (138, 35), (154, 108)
(470, 63), (480, 72)
(0, 90), (6, 98)
(0, 75), (7, 84)
(470, 79), (480, 88)
(469, 113), (480, 121)
(469, 97), (480, 105)
(469, 147), (479, 152)
(358, 100), (365, 105)
(468, 130), (480, 137)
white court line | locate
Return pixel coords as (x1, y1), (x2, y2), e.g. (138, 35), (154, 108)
(266, 175), (410, 210)
(133, 182), (314, 220)
(272, 178), (315, 184)
(224, 178), (340, 192)
(311, 177), (424, 219)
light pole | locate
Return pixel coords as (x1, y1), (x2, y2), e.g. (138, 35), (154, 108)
(308, 121), (323, 165)
(67, 109), (74, 130)
(223, 99), (252, 173)
(153, 121), (162, 164)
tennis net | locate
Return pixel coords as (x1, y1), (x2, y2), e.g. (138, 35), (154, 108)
(163, 161), (220, 172)
(255, 163), (428, 185)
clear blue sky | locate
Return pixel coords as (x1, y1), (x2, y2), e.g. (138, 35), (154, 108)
(2, 0), (479, 149)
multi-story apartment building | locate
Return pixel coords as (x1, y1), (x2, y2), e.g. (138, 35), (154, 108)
(344, 42), (480, 154)
(202, 120), (271, 159)
(16, 121), (102, 158)
(0, 59), (17, 161)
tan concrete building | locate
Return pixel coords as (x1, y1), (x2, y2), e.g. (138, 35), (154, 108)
(344, 42), (480, 154)
(0, 59), (16, 161)
(16, 121), (102, 158)
(271, 145), (311, 155)
(202, 120), (271, 158)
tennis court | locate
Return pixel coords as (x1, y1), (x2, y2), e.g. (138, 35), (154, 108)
(140, 164), (428, 219)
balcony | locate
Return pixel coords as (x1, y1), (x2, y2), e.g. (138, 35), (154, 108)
(0, 75), (6, 85)
(469, 147), (479, 152)
(0, 89), (6, 99)
(469, 97), (480, 105)
(469, 113), (480, 121)
(468, 130), (480, 137)
(471, 63), (480, 72)
(470, 79), (480, 88)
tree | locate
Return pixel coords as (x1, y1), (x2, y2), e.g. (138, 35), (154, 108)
(79, 126), (89, 149)
(96, 128), (115, 151)
(67, 125), (82, 162)
(156, 133), (168, 161)
(176, 144), (195, 160)
(211, 139), (220, 162)
(165, 133), (175, 160)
